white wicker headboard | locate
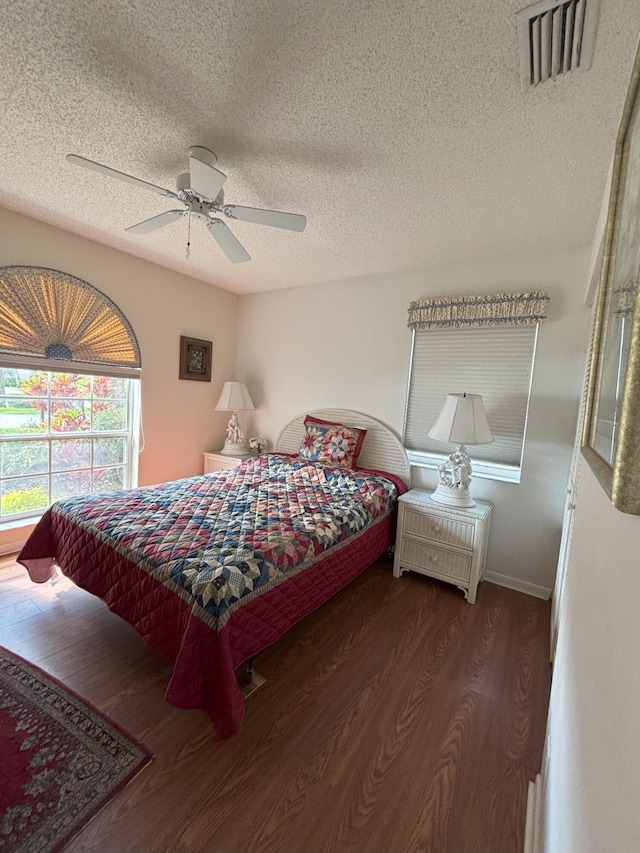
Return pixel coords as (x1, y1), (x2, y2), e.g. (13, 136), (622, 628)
(275, 408), (411, 487)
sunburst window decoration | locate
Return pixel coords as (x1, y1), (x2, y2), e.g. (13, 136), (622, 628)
(0, 266), (141, 375)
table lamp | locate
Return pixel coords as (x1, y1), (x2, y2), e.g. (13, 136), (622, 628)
(215, 381), (255, 457)
(428, 393), (494, 507)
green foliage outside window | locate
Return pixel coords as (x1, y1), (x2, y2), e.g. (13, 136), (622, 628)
(0, 370), (132, 520)
(0, 486), (49, 515)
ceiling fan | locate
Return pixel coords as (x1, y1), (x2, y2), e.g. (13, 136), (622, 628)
(66, 146), (307, 263)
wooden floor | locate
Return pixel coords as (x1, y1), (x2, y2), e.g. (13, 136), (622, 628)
(0, 554), (552, 853)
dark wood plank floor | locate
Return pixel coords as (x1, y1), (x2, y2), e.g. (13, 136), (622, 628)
(0, 554), (551, 853)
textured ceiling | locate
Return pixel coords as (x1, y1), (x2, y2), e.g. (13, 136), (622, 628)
(0, 0), (639, 295)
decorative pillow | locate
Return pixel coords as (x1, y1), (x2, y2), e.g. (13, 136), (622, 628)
(298, 416), (367, 468)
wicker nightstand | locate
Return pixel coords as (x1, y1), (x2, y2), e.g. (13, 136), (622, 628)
(393, 488), (492, 604)
(203, 452), (247, 474)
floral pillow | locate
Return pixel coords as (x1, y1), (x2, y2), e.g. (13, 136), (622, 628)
(298, 416), (367, 468)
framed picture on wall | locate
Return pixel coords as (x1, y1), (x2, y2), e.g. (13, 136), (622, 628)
(582, 42), (640, 515)
(179, 336), (212, 382)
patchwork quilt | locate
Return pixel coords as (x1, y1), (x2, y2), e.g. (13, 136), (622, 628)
(19, 454), (403, 737)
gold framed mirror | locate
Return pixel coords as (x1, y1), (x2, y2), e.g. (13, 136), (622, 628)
(582, 42), (640, 515)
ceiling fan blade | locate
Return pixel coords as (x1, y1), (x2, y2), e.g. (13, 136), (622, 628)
(189, 154), (226, 201)
(206, 218), (251, 263)
(67, 154), (178, 199)
(125, 209), (185, 234)
(223, 204), (307, 232)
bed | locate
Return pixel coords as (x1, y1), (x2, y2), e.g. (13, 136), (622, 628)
(18, 409), (410, 738)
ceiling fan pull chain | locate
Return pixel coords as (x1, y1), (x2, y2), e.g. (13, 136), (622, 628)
(186, 211), (192, 259)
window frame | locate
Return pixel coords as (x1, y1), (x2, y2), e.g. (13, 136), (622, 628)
(0, 367), (140, 527)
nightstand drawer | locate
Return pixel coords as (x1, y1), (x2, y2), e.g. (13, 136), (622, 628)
(402, 507), (474, 550)
(203, 452), (245, 474)
(399, 538), (472, 582)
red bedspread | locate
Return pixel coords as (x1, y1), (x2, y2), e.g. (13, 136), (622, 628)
(19, 455), (405, 737)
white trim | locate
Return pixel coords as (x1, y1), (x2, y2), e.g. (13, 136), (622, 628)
(0, 354), (140, 380)
(484, 571), (551, 600)
(127, 379), (141, 488)
(0, 372), (140, 524)
(524, 773), (543, 853)
(407, 450), (522, 484)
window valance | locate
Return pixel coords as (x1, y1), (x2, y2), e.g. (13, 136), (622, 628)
(407, 291), (550, 330)
(0, 266), (141, 376)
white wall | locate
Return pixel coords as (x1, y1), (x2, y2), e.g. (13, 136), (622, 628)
(543, 456), (640, 853)
(0, 206), (239, 549)
(541, 151), (640, 852)
(236, 245), (591, 593)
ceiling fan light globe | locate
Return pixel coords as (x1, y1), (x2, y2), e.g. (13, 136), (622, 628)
(188, 149), (226, 202)
(187, 146), (217, 167)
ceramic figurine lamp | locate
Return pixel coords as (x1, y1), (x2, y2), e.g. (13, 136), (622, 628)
(215, 381), (255, 457)
(428, 393), (494, 508)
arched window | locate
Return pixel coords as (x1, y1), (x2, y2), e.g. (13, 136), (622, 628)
(0, 266), (140, 375)
(0, 266), (141, 524)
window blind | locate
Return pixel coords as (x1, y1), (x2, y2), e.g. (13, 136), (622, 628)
(404, 325), (538, 468)
(0, 266), (141, 374)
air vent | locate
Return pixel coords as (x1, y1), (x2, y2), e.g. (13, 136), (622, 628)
(516, 0), (601, 89)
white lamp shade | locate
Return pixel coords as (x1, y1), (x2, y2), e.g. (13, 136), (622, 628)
(214, 381), (255, 412)
(428, 393), (494, 445)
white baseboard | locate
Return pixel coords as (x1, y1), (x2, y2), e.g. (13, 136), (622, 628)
(483, 571), (551, 600)
(524, 773), (543, 853)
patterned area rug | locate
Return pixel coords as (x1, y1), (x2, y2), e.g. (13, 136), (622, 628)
(0, 646), (152, 853)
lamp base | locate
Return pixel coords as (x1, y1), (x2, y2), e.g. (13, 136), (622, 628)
(430, 483), (475, 508)
(219, 412), (249, 457)
(431, 443), (475, 507)
(219, 441), (250, 457)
